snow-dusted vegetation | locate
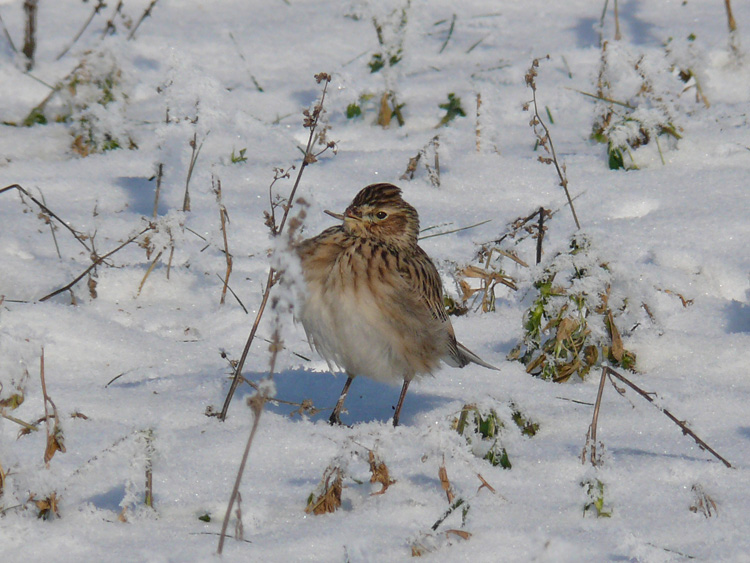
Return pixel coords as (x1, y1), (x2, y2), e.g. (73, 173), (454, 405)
(1, 1), (749, 560)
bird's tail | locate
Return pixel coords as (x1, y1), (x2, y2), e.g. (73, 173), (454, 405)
(446, 341), (500, 370)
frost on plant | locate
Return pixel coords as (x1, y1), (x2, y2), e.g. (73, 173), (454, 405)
(591, 41), (685, 170)
(510, 233), (636, 382)
(582, 477), (612, 518)
(24, 47), (135, 156)
(66, 49), (134, 156)
(453, 403), (537, 469)
(664, 33), (710, 108)
(345, 2), (410, 127)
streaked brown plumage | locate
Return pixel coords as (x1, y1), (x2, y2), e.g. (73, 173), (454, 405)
(297, 183), (496, 426)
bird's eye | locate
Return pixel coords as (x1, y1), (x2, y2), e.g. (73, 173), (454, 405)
(375, 211), (388, 220)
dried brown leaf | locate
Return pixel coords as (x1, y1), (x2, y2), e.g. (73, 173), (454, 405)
(305, 468), (343, 515)
(438, 463), (454, 504)
(377, 92), (392, 128)
(445, 529), (472, 540)
(368, 451), (395, 495)
(606, 310), (623, 362)
(44, 426), (66, 464)
(476, 473), (496, 495)
(690, 484), (718, 518)
(31, 492), (60, 519)
(0, 393), (24, 409)
(556, 317), (579, 344)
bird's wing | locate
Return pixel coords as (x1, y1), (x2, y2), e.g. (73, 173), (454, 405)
(399, 245), (500, 371)
(397, 244), (449, 324)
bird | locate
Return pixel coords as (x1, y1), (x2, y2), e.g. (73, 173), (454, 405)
(296, 183), (497, 427)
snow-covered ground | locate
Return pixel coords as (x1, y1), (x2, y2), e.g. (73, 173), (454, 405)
(1, 1), (749, 561)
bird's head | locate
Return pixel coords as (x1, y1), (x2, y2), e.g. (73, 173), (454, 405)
(326, 183), (420, 249)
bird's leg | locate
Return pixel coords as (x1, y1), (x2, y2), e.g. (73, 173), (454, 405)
(329, 375), (354, 426)
(392, 379), (411, 427)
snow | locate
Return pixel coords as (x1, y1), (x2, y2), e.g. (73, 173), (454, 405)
(1, 0), (749, 561)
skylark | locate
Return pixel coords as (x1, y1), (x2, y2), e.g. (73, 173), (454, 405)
(297, 183), (497, 427)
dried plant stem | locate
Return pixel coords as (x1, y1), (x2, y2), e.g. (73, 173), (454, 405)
(166, 244), (175, 280)
(525, 58), (581, 230)
(228, 31), (263, 92)
(217, 73), (333, 421)
(567, 88), (634, 109)
(1, 184), (92, 253)
(217, 393), (263, 554)
(40, 347), (65, 466)
(38, 190), (62, 259)
(40, 226), (153, 302)
(724, 0), (742, 56)
(56, 0), (106, 60)
(183, 133), (205, 213)
(438, 14), (456, 54)
(22, 0), (38, 70)
(613, 0), (621, 41)
(725, 0), (737, 33)
(0, 11), (17, 53)
(1, 412), (39, 432)
(419, 219), (491, 241)
(487, 205), (551, 250)
(584, 366), (732, 468)
(137, 251), (163, 297)
(143, 429), (155, 508)
(475, 93), (482, 152)
(535, 206), (545, 264)
(213, 175), (232, 305)
(582, 365), (608, 465)
(128, 0), (160, 40)
(216, 274), (248, 314)
(153, 163), (164, 218)
(0, 458), (5, 497)
(101, 1), (123, 38)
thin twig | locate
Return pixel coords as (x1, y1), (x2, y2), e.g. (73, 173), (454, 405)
(40, 346), (65, 466)
(152, 163), (163, 218)
(582, 366), (609, 465)
(216, 274), (248, 314)
(725, 0), (737, 32)
(22, 0), (38, 71)
(127, 0), (159, 40)
(56, 0), (106, 60)
(38, 189), (61, 259)
(183, 133), (205, 213)
(0, 10), (17, 53)
(217, 73), (333, 421)
(228, 31), (263, 92)
(137, 251), (162, 297)
(475, 93), (482, 152)
(1, 411), (39, 432)
(101, 1), (123, 38)
(438, 14), (456, 54)
(1, 184), (92, 254)
(143, 429), (155, 508)
(535, 206), (545, 264)
(525, 58), (581, 229)
(217, 371), (272, 552)
(583, 366), (732, 468)
(39, 226), (152, 302)
(213, 175), (232, 305)
(419, 219), (491, 240)
(613, 0), (621, 41)
(566, 87), (635, 109)
(603, 367), (731, 468)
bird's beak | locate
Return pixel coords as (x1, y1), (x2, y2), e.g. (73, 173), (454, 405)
(324, 209), (345, 220)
